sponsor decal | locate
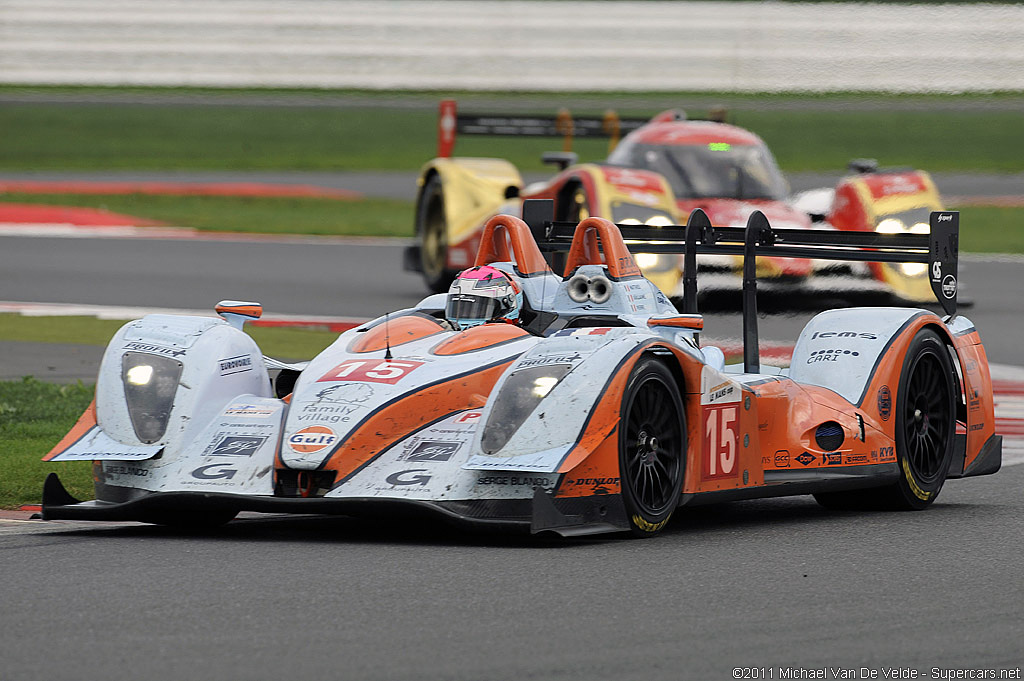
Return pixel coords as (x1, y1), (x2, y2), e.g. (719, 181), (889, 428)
(385, 469), (431, 486)
(969, 422), (986, 432)
(807, 348), (860, 363)
(295, 402), (364, 424)
(455, 411), (483, 424)
(932, 260), (943, 280)
(224, 403), (279, 418)
(477, 475), (557, 488)
(318, 359), (425, 384)
(218, 354), (253, 376)
(774, 450), (790, 468)
(795, 451), (816, 466)
(824, 452), (842, 466)
(701, 367), (742, 406)
(191, 463), (237, 480)
(810, 331), (877, 340)
(312, 383), (374, 404)
(844, 453), (869, 464)
(941, 274), (957, 299)
(406, 441), (461, 462)
(209, 435), (267, 457)
(288, 425), (338, 454)
(937, 213), (953, 222)
(104, 464), (149, 477)
(878, 446), (895, 462)
(516, 352), (582, 368)
(123, 342), (185, 357)
(877, 385), (892, 421)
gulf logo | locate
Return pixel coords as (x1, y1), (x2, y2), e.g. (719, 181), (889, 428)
(288, 425), (338, 454)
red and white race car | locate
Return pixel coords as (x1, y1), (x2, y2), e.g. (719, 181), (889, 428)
(406, 100), (945, 304)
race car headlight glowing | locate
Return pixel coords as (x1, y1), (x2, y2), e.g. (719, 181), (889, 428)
(481, 363), (573, 454)
(121, 351), (182, 444)
(875, 218), (906, 234)
(900, 262), (928, 277)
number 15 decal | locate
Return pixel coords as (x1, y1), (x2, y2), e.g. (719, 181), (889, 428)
(702, 404), (739, 480)
(318, 359), (424, 384)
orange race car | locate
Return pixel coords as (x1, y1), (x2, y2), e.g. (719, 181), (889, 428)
(406, 100), (947, 305)
(41, 203), (1000, 537)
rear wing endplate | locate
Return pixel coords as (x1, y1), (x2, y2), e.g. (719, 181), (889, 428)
(524, 199), (960, 373)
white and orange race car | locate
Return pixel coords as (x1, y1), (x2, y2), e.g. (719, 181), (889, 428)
(41, 205), (1001, 537)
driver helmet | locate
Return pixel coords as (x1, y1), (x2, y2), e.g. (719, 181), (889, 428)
(445, 265), (523, 330)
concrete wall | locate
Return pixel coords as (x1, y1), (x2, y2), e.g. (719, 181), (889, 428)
(2, 0), (1022, 92)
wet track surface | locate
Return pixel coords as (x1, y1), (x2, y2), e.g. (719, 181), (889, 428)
(1, 465), (1021, 680)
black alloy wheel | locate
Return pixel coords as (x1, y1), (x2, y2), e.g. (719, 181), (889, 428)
(619, 358), (685, 536)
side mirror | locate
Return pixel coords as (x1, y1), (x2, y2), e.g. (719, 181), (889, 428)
(216, 300), (262, 330)
(542, 151), (578, 171)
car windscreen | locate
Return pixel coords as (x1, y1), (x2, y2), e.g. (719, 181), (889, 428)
(608, 141), (789, 201)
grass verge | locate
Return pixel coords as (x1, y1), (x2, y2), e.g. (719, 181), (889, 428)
(0, 377), (94, 508)
(1, 194), (1021, 253)
(0, 193), (415, 238)
(0, 314), (341, 360)
(2, 96), (1024, 173)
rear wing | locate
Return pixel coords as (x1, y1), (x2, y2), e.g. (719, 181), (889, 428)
(436, 99), (727, 158)
(522, 199), (960, 373)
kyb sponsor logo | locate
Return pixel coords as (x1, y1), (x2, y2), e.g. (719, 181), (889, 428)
(287, 426), (338, 454)
(123, 342), (185, 357)
(406, 441), (461, 462)
(810, 331), (877, 340)
(218, 354), (253, 375)
(385, 469), (431, 486)
(209, 435), (267, 457)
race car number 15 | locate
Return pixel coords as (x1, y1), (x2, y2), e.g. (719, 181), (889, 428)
(318, 359), (425, 384)
(703, 405), (739, 480)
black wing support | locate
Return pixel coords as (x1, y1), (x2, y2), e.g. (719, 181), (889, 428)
(524, 199), (960, 374)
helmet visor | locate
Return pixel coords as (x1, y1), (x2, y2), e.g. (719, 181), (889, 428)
(446, 293), (502, 326)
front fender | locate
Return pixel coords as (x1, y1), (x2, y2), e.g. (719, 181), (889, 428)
(463, 332), (657, 472)
(417, 157), (523, 246)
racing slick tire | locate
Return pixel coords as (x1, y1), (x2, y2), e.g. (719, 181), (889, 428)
(619, 358), (686, 537)
(815, 328), (955, 511)
(416, 174), (458, 293)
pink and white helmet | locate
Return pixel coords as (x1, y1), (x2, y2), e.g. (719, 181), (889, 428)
(445, 265), (523, 330)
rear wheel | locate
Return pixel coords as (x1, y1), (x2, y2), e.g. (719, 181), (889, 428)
(416, 175), (457, 293)
(619, 359), (686, 536)
(814, 328), (955, 511)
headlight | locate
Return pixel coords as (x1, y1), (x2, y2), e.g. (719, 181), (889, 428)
(900, 262), (928, 277)
(480, 364), (573, 454)
(875, 218), (905, 234)
(121, 351), (182, 443)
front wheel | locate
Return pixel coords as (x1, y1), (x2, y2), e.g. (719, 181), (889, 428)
(415, 174), (457, 293)
(619, 358), (686, 536)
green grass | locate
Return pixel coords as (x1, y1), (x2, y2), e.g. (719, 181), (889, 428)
(953, 205), (1024, 253)
(3, 94), (1024, 173)
(0, 377), (95, 508)
(0, 193), (415, 237)
(0, 314), (340, 360)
